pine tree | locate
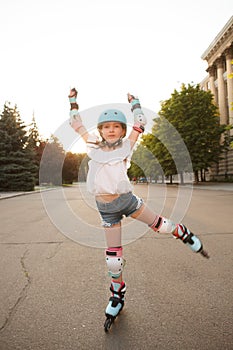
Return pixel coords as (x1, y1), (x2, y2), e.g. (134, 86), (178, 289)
(0, 103), (36, 191)
(27, 114), (41, 185)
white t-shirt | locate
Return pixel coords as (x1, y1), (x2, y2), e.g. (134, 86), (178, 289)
(87, 139), (133, 195)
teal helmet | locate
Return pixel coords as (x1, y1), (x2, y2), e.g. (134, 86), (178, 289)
(97, 109), (127, 126)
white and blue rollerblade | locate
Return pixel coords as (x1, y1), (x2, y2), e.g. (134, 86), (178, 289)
(174, 224), (209, 258)
(104, 281), (126, 332)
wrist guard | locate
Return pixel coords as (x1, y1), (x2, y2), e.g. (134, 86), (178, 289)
(128, 93), (147, 126)
(133, 122), (145, 133)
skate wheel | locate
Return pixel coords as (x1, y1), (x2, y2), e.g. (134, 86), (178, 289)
(104, 318), (113, 332)
(200, 249), (210, 259)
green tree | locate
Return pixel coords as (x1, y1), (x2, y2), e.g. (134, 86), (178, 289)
(142, 125), (178, 184)
(39, 136), (65, 186)
(0, 103), (36, 191)
(62, 152), (79, 184)
(62, 152), (88, 184)
(27, 114), (41, 184)
(76, 153), (88, 182)
(128, 143), (161, 182)
(128, 145), (147, 180)
(143, 83), (225, 183)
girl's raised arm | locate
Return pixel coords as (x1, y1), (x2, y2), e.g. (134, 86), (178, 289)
(127, 93), (147, 149)
(69, 88), (91, 143)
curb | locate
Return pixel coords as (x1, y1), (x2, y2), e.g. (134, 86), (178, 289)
(0, 187), (57, 200)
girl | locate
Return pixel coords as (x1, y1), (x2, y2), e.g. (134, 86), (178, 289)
(68, 88), (209, 330)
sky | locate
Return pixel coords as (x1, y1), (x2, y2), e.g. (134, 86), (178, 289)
(0, 0), (233, 152)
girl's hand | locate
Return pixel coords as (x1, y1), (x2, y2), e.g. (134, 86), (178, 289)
(68, 88), (78, 98)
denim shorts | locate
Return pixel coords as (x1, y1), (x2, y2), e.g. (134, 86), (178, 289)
(96, 192), (144, 227)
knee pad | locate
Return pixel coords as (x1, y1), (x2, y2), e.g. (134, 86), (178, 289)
(105, 247), (125, 279)
(149, 216), (176, 234)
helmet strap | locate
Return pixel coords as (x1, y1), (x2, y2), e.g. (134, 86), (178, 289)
(101, 137), (123, 149)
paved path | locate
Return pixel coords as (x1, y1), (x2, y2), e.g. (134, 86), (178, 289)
(0, 184), (233, 350)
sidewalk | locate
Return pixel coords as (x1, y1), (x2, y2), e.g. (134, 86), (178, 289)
(0, 187), (56, 200)
(1, 182), (233, 200)
(191, 182), (233, 191)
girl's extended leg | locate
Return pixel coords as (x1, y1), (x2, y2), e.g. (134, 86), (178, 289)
(131, 204), (209, 258)
(131, 203), (158, 225)
(104, 223), (126, 319)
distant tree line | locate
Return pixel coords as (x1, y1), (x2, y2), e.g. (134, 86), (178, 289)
(0, 102), (87, 191)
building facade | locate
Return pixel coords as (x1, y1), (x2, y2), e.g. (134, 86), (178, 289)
(200, 16), (233, 179)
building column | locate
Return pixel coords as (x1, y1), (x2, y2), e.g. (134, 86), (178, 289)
(216, 57), (228, 125)
(225, 48), (233, 127)
(207, 65), (217, 103)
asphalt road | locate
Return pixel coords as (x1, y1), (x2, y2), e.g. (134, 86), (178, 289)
(0, 183), (233, 350)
